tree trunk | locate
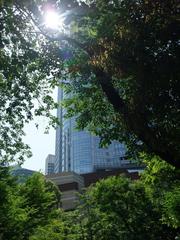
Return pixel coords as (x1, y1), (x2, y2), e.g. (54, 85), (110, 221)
(95, 68), (179, 168)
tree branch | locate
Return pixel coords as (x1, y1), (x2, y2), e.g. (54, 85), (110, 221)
(94, 68), (128, 114)
(93, 68), (179, 168)
(13, 1), (179, 168)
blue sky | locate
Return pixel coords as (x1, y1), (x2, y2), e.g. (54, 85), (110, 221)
(22, 118), (55, 172)
(22, 88), (57, 172)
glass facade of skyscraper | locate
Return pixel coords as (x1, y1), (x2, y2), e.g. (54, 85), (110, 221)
(54, 88), (63, 173)
(55, 88), (127, 174)
(45, 154), (55, 175)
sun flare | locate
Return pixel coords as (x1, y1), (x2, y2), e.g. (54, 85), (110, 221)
(44, 10), (63, 29)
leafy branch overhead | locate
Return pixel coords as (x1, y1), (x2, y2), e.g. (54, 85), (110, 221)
(0, 0), (179, 167)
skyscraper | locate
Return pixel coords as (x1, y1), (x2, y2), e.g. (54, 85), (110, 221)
(54, 88), (63, 173)
(45, 154), (55, 175)
(55, 88), (127, 174)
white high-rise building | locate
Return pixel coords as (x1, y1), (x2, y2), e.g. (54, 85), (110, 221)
(55, 88), (127, 174)
(45, 154), (55, 175)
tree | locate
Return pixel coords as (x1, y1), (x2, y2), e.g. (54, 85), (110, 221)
(141, 156), (180, 229)
(29, 174), (179, 240)
(0, 0), (179, 167)
(77, 175), (178, 240)
(0, 168), (61, 240)
(19, 173), (61, 239)
(29, 219), (67, 240)
(0, 0), (60, 164)
(0, 166), (28, 240)
(57, 0), (180, 167)
(29, 212), (80, 240)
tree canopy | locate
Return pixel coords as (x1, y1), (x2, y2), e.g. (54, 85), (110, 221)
(58, 0), (179, 167)
(0, 160), (179, 240)
(0, 168), (61, 240)
(30, 163), (180, 240)
(0, 0), (179, 167)
(0, 0), (61, 163)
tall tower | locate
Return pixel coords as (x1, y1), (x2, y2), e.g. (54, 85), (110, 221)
(55, 88), (127, 174)
(45, 154), (55, 175)
(54, 88), (63, 173)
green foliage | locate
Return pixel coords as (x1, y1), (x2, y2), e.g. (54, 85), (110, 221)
(1, 161), (179, 240)
(141, 156), (180, 229)
(30, 167), (179, 240)
(0, 2), (179, 237)
(75, 176), (176, 240)
(162, 186), (180, 228)
(0, 168), (61, 240)
(29, 212), (80, 240)
(0, 0), (61, 164)
(29, 219), (66, 240)
(0, 167), (28, 240)
(19, 173), (61, 239)
(58, 0), (179, 167)
(0, 0), (179, 167)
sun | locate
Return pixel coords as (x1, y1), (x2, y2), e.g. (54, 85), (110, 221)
(44, 10), (63, 29)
